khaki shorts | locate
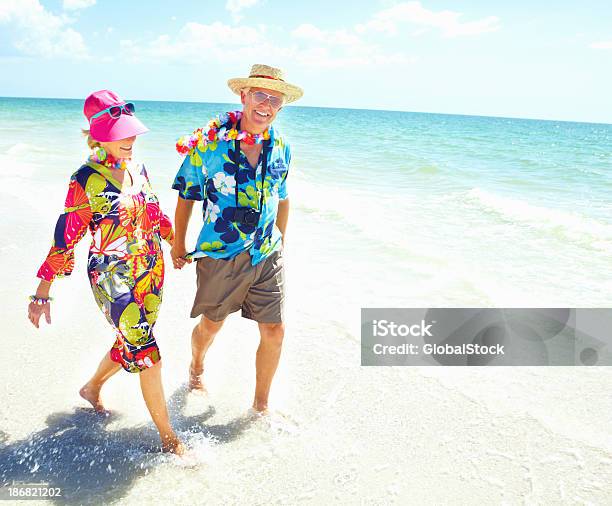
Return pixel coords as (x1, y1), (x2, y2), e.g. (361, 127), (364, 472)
(190, 249), (285, 323)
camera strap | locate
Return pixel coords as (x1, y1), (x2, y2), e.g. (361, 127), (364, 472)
(233, 126), (270, 212)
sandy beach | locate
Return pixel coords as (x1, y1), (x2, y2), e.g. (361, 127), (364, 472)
(0, 169), (610, 505)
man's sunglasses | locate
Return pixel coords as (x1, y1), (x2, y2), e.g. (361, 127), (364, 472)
(89, 102), (136, 124)
(250, 91), (283, 109)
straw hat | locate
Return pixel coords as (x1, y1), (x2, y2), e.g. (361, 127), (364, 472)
(228, 64), (303, 104)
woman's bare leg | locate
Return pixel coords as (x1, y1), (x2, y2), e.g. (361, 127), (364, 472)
(139, 360), (185, 454)
(79, 352), (122, 412)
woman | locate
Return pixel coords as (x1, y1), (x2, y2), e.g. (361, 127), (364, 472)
(27, 90), (184, 454)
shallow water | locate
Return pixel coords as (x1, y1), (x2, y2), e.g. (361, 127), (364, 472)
(0, 97), (610, 504)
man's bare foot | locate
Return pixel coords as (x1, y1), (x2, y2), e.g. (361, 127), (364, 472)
(247, 408), (298, 433)
(251, 401), (269, 414)
(161, 434), (186, 455)
(188, 364), (208, 395)
(79, 383), (107, 413)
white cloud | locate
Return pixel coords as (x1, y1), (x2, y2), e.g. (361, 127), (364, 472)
(294, 44), (415, 69)
(292, 24), (361, 46)
(590, 41), (612, 49)
(63, 0), (96, 10)
(0, 0), (21, 21)
(356, 1), (500, 38)
(290, 23), (413, 68)
(119, 20), (413, 70)
(120, 22), (265, 62)
(226, 0), (259, 23)
(292, 23), (325, 41)
(0, 0), (88, 59)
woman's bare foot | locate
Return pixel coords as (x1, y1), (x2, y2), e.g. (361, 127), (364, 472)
(188, 364), (208, 395)
(161, 434), (186, 455)
(79, 383), (107, 413)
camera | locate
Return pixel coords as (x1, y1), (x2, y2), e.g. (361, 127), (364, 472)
(233, 207), (261, 227)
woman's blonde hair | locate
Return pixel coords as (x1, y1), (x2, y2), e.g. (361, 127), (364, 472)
(81, 129), (101, 150)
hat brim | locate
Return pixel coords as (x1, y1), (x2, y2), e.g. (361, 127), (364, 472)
(90, 114), (149, 142)
(228, 77), (303, 104)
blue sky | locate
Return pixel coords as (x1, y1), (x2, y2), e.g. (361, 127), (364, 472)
(1, 0), (611, 123)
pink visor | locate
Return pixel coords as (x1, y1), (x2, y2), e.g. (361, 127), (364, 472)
(84, 89), (149, 142)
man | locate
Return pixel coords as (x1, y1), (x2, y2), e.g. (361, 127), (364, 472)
(170, 64), (303, 413)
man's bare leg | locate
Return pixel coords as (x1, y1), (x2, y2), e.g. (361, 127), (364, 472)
(189, 315), (225, 392)
(79, 352), (122, 412)
(253, 322), (285, 412)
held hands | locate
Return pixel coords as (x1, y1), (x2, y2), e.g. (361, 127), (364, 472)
(170, 243), (192, 270)
(28, 301), (51, 328)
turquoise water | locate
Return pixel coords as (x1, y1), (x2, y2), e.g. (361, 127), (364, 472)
(2, 96), (611, 204)
(1, 96), (612, 308)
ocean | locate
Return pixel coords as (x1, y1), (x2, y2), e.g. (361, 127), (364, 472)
(0, 97), (610, 504)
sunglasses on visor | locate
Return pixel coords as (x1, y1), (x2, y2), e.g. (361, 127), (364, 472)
(89, 102), (136, 124)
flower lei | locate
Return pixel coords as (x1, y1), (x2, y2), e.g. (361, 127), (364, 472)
(90, 146), (129, 170)
(175, 111), (270, 155)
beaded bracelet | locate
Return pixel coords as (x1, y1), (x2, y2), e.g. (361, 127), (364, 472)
(29, 295), (53, 305)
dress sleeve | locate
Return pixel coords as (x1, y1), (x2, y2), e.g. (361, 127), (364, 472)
(36, 174), (93, 282)
(159, 213), (174, 244)
(172, 138), (207, 201)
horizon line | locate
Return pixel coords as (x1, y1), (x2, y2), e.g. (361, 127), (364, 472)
(1, 94), (611, 127)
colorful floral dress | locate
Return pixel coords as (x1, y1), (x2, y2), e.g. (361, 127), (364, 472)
(37, 160), (174, 373)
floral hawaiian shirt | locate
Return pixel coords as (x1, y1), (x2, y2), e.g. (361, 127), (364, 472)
(172, 120), (290, 266)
